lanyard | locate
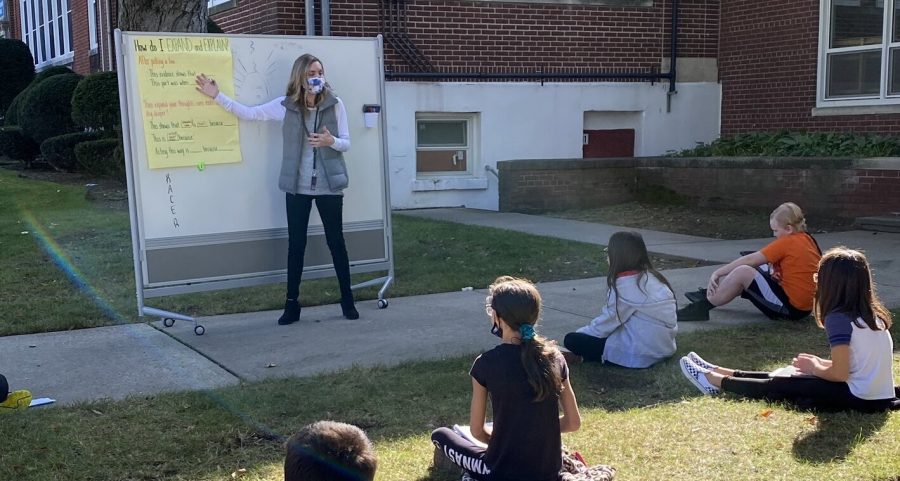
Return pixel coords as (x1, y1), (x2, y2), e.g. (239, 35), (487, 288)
(311, 106), (320, 189)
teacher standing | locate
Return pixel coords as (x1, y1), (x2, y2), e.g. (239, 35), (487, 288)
(195, 53), (358, 324)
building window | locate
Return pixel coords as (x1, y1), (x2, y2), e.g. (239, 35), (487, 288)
(208, 0), (236, 14)
(87, 0), (98, 51)
(818, 0), (900, 106)
(19, 0), (73, 68)
(415, 113), (478, 178)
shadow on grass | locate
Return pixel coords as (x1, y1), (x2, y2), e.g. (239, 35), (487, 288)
(792, 410), (890, 463)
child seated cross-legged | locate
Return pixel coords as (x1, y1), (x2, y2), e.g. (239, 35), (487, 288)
(0, 373), (32, 414)
(431, 276), (582, 481)
(562, 231), (677, 368)
(679, 247), (900, 412)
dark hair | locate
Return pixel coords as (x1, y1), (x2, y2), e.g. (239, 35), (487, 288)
(284, 421), (378, 481)
(606, 231), (673, 321)
(814, 247), (891, 331)
(488, 276), (562, 402)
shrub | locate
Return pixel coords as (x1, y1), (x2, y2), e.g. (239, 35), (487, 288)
(20, 73), (83, 145)
(41, 131), (102, 172)
(0, 39), (35, 116)
(72, 72), (121, 134)
(673, 131), (900, 157)
(5, 66), (74, 127)
(75, 137), (124, 180)
(0, 126), (40, 165)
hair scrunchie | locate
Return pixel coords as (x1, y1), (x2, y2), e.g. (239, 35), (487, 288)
(519, 324), (535, 341)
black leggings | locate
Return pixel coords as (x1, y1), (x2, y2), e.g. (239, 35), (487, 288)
(563, 332), (607, 363)
(431, 428), (492, 480)
(0, 373), (8, 402)
(722, 371), (900, 412)
(285, 193), (352, 303)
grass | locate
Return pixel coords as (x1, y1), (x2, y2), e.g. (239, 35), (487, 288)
(545, 202), (855, 240)
(0, 320), (898, 481)
(1, 167), (643, 335)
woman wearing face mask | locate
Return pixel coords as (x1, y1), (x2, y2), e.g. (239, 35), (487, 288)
(195, 54), (357, 324)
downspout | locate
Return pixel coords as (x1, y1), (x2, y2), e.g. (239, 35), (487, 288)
(305, 0), (315, 36)
(104, 0), (112, 71)
(321, 0), (331, 36)
(667, 0), (679, 112)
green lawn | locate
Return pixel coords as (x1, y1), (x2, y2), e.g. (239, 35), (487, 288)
(0, 167), (613, 336)
(0, 321), (897, 481)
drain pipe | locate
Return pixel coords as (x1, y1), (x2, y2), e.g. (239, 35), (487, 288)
(322, 0), (331, 36)
(305, 0), (315, 35)
(666, 0), (679, 112)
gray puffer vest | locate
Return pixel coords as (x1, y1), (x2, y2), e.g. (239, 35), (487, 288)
(279, 92), (348, 193)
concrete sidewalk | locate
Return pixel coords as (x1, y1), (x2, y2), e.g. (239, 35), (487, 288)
(2, 208), (897, 406)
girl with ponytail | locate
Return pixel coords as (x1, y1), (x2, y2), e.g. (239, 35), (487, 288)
(431, 276), (582, 481)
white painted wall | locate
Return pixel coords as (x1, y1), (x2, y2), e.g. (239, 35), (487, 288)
(384, 81), (722, 211)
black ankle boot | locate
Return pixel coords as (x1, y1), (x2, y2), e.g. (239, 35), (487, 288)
(277, 299), (301, 325)
(684, 287), (708, 304)
(677, 299), (714, 322)
(341, 299), (359, 320)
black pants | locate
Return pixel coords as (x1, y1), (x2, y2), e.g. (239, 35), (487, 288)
(563, 332), (607, 363)
(285, 193), (353, 304)
(0, 374), (8, 402)
(431, 428), (492, 480)
(722, 371), (900, 412)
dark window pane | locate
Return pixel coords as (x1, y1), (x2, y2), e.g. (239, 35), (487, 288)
(48, 20), (55, 57)
(826, 50), (882, 97)
(831, 0), (884, 48)
(889, 48), (900, 94)
(417, 121), (466, 147)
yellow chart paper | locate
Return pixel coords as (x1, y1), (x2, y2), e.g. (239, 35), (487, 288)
(132, 36), (241, 169)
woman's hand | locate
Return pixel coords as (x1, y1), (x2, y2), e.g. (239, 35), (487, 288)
(195, 74), (220, 98)
(308, 126), (335, 148)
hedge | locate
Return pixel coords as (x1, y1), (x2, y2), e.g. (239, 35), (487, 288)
(0, 39), (35, 115)
(41, 131), (102, 172)
(75, 137), (124, 180)
(20, 73), (83, 145)
(72, 72), (121, 134)
(0, 125), (40, 164)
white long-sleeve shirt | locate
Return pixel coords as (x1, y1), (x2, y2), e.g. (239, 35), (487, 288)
(213, 92), (350, 194)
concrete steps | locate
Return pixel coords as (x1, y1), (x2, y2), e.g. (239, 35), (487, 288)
(855, 215), (900, 233)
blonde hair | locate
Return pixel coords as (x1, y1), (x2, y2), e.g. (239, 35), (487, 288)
(770, 202), (807, 232)
(285, 54), (326, 108)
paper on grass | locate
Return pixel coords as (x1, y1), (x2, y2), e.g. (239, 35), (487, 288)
(29, 398), (56, 407)
(769, 366), (816, 378)
(453, 423), (491, 449)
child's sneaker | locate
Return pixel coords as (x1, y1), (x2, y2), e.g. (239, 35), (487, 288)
(687, 351), (718, 372)
(679, 357), (720, 395)
(0, 390), (32, 413)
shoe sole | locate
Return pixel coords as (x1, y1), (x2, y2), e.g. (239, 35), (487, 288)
(679, 358), (715, 395)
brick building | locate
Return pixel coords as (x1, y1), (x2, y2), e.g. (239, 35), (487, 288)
(3, 1), (894, 210)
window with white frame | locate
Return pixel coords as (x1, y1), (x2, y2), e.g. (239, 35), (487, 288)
(19, 0), (73, 67)
(818, 0), (900, 105)
(208, 0), (231, 9)
(415, 113), (478, 177)
(87, 0), (98, 51)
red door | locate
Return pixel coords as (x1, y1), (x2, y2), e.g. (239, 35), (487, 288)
(583, 129), (635, 158)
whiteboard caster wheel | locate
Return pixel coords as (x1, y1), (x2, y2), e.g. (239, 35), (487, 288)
(377, 299), (388, 309)
(194, 325), (205, 336)
(163, 317), (175, 327)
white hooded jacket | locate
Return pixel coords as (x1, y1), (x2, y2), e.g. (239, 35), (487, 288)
(576, 272), (677, 368)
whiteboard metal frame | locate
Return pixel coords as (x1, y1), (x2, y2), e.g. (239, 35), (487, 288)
(115, 30), (394, 330)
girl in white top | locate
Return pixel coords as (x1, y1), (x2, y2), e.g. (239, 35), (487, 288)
(680, 247), (900, 412)
(563, 231), (677, 368)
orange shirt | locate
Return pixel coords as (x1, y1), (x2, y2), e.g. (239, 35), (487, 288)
(759, 233), (821, 311)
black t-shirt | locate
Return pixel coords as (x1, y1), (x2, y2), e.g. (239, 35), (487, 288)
(470, 343), (568, 481)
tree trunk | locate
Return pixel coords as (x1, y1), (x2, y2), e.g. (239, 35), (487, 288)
(118, 0), (207, 33)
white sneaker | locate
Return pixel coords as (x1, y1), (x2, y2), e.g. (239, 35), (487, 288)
(680, 357), (720, 395)
(687, 351), (718, 372)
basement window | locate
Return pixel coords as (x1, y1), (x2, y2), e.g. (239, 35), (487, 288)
(415, 113), (479, 178)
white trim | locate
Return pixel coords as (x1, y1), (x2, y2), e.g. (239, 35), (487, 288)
(817, 0), (900, 107)
(18, 0), (73, 68)
(87, 0), (97, 50)
(414, 112), (480, 179)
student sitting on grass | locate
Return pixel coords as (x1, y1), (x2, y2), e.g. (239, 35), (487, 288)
(562, 231), (677, 368)
(680, 247), (900, 412)
(284, 420), (377, 481)
(431, 276), (581, 481)
(0, 374), (32, 414)
(678, 202), (821, 322)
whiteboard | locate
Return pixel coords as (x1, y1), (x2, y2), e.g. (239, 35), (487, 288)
(116, 31), (392, 300)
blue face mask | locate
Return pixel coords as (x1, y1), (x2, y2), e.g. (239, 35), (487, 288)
(307, 76), (325, 94)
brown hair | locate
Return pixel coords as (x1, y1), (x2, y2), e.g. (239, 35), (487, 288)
(770, 202), (808, 233)
(606, 231), (673, 321)
(285, 53), (328, 110)
(284, 421), (377, 481)
(813, 247), (891, 331)
(488, 276), (563, 402)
